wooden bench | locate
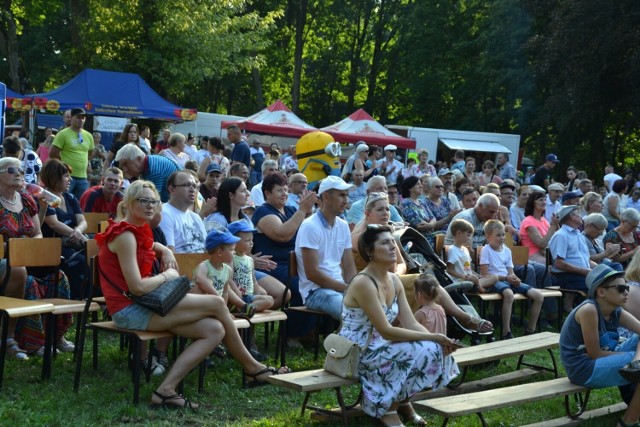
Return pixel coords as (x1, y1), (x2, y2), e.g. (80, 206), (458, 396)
(267, 332), (560, 425)
(413, 377), (591, 427)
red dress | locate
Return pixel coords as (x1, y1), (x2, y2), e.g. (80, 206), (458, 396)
(95, 219), (156, 316)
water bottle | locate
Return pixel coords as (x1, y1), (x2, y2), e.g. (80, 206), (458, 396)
(25, 183), (61, 208)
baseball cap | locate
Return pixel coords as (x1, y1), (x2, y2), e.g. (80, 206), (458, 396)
(556, 205), (579, 223)
(499, 182), (516, 191)
(438, 168), (452, 176)
(318, 176), (355, 195)
(529, 184), (546, 193)
(548, 183), (564, 192)
(206, 163), (222, 174)
(587, 264), (625, 298)
(228, 219), (256, 235)
(71, 107), (86, 117)
(205, 229), (240, 252)
(545, 154), (560, 163)
(384, 144), (397, 152)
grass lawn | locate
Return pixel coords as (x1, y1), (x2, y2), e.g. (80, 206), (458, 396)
(0, 321), (626, 426)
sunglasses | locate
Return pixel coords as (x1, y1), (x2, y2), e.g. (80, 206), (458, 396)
(0, 167), (25, 175)
(603, 284), (630, 293)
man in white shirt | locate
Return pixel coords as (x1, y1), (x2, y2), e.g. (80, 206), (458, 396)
(545, 182), (564, 222)
(159, 170), (207, 254)
(250, 159), (279, 207)
(603, 165), (622, 193)
(379, 144), (404, 185)
(295, 176), (357, 320)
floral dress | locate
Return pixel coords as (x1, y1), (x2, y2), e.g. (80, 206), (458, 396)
(423, 196), (453, 231)
(339, 282), (459, 418)
(603, 228), (640, 268)
(88, 144), (107, 185)
(399, 197), (436, 246)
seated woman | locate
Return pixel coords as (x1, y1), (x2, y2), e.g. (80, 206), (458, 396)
(352, 194), (493, 333)
(519, 191), (559, 264)
(560, 264), (640, 427)
(422, 177), (460, 233)
(604, 179), (628, 230)
(399, 176), (437, 245)
(582, 213), (623, 272)
(509, 185), (532, 231)
(0, 157), (73, 358)
(97, 180), (287, 409)
(340, 225), (459, 427)
(40, 159), (89, 300)
(604, 208), (640, 269)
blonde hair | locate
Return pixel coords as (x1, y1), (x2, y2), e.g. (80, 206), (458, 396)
(414, 274), (439, 300)
(626, 250), (640, 282)
(122, 180), (160, 213)
(581, 192), (601, 214)
(483, 219), (504, 236)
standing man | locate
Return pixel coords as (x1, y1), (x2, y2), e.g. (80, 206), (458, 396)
(295, 176), (357, 320)
(603, 165), (622, 193)
(250, 138), (265, 186)
(379, 144), (404, 185)
(532, 154), (560, 190)
(114, 144), (180, 202)
(154, 129), (171, 153)
(80, 167), (124, 218)
(139, 126), (152, 153)
(229, 125), (250, 168)
(62, 109), (72, 128)
(49, 107), (94, 200)
(497, 153), (517, 181)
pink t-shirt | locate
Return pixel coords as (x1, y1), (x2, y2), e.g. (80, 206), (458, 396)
(520, 215), (550, 257)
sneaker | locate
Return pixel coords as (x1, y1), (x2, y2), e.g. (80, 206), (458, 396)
(35, 346), (59, 358)
(142, 356), (166, 376)
(57, 337), (75, 353)
(6, 339), (29, 361)
(501, 332), (514, 340)
(152, 349), (169, 371)
(619, 360), (640, 383)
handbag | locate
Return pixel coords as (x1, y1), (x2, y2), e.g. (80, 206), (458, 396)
(98, 262), (191, 317)
(323, 334), (361, 379)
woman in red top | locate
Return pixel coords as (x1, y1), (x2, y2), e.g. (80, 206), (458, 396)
(97, 180), (287, 410)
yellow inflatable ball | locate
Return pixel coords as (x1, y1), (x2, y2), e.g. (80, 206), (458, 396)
(296, 131), (342, 188)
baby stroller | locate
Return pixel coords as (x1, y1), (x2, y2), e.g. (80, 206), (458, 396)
(393, 226), (494, 345)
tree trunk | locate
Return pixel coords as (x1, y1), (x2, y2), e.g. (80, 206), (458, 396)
(253, 66), (264, 109)
(0, 0), (21, 91)
(291, 0), (307, 113)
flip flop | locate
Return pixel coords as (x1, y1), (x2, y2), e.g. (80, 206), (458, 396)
(150, 391), (198, 411)
(244, 366), (290, 388)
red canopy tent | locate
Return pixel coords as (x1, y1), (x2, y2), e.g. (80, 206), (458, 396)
(221, 99), (317, 138)
(320, 108), (415, 149)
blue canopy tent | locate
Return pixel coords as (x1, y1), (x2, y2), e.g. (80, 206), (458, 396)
(30, 69), (197, 121)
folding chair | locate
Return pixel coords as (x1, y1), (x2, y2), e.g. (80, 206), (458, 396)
(545, 247), (586, 314)
(83, 213), (110, 235)
(5, 237), (100, 379)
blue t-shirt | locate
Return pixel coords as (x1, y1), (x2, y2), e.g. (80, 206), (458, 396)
(560, 299), (621, 385)
(231, 141), (251, 168)
(252, 203), (297, 264)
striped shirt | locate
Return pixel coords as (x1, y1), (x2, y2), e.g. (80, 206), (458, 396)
(143, 155), (180, 202)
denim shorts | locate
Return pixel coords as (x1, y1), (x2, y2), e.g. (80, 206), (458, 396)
(111, 303), (154, 331)
(486, 281), (533, 295)
(242, 294), (255, 304)
(585, 334), (639, 388)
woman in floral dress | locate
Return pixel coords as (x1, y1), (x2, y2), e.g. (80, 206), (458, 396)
(399, 176), (437, 246)
(340, 225), (459, 426)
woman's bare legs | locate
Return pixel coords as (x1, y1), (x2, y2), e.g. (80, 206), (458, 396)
(2, 266), (26, 338)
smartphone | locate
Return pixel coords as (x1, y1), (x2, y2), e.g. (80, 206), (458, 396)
(452, 340), (468, 348)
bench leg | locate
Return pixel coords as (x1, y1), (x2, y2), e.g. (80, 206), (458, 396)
(565, 389), (590, 419)
(476, 412), (488, 427)
(335, 386), (348, 427)
(516, 348), (559, 378)
(301, 391), (311, 416)
(446, 366), (469, 389)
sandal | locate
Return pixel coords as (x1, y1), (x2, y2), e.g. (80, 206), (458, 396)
(398, 404), (426, 426)
(6, 338), (29, 361)
(379, 411), (405, 427)
(463, 315), (494, 333)
(245, 366), (290, 388)
(618, 417), (640, 427)
(620, 360), (640, 383)
(150, 391), (198, 411)
(235, 303), (256, 320)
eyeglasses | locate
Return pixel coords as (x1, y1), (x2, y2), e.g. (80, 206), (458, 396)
(0, 167), (25, 175)
(137, 198), (161, 207)
(603, 284), (630, 294)
(174, 183), (198, 189)
(292, 181), (308, 185)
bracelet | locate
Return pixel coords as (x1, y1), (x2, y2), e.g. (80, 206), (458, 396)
(159, 273), (167, 284)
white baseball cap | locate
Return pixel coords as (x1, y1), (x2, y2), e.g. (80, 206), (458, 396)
(384, 144), (397, 152)
(318, 176), (355, 195)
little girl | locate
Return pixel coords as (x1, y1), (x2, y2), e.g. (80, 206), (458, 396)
(413, 274), (447, 335)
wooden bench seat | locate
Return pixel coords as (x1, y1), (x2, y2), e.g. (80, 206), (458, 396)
(413, 377), (590, 427)
(268, 332), (560, 425)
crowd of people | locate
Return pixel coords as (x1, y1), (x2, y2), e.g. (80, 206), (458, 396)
(5, 118), (640, 425)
